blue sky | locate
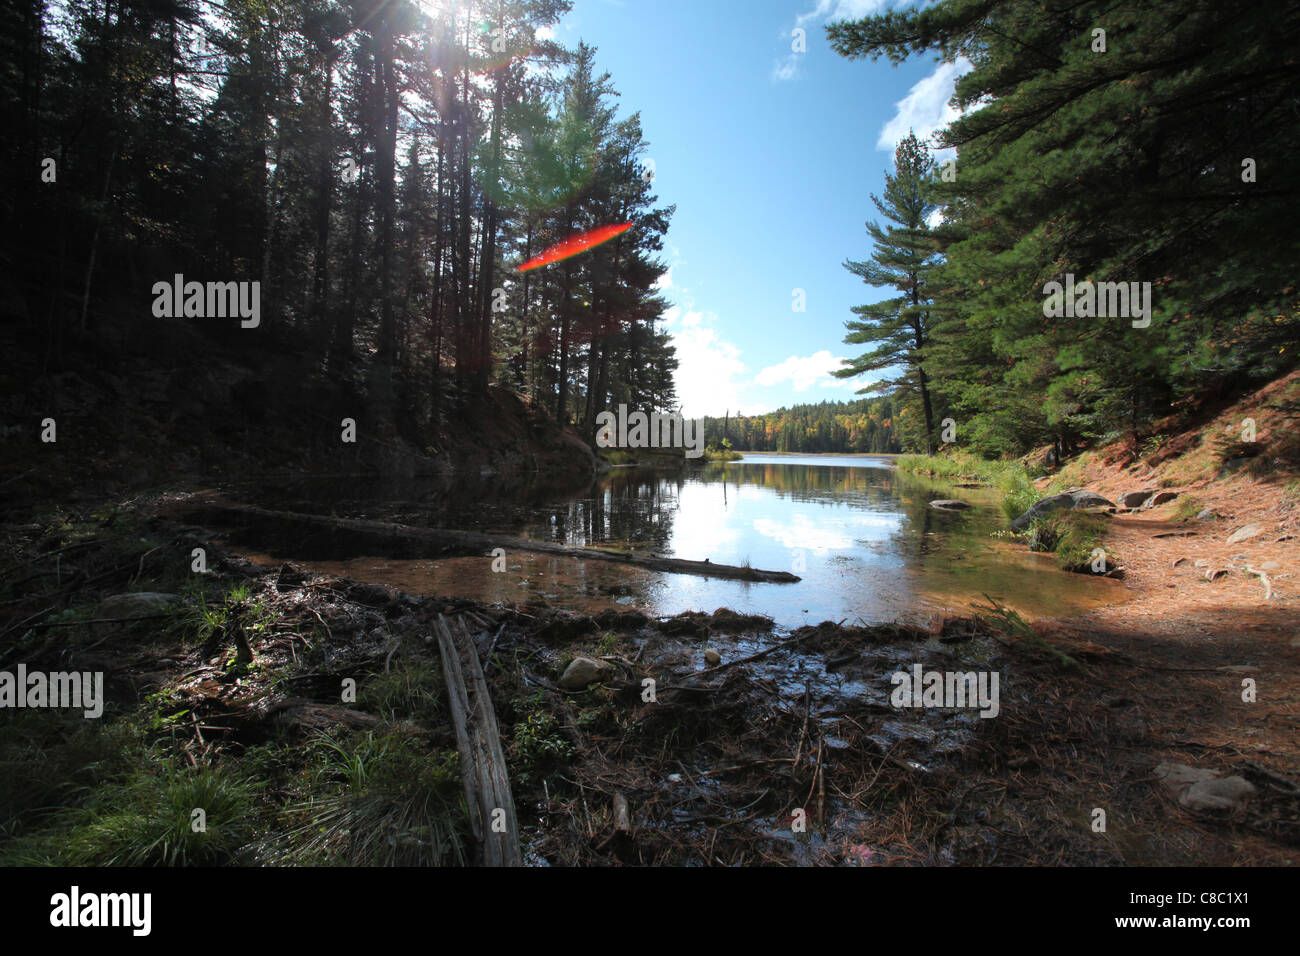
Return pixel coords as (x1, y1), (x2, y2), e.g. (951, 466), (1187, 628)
(550, 0), (966, 417)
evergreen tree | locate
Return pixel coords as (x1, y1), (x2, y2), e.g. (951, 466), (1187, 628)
(835, 132), (942, 453)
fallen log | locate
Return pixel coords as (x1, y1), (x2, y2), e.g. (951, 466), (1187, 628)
(435, 614), (522, 867)
(173, 498), (801, 583)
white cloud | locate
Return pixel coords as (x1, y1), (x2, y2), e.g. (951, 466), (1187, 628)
(775, 0), (895, 81)
(534, 25), (555, 41)
(654, 267), (672, 290)
(755, 350), (848, 391)
(772, 55), (801, 82)
(664, 311), (750, 418)
(877, 56), (973, 155)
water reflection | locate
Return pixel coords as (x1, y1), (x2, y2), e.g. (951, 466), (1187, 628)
(232, 455), (1127, 627)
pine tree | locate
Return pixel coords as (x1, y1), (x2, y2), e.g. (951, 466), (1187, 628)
(835, 132), (941, 453)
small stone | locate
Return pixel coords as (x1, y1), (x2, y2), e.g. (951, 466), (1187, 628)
(96, 592), (182, 620)
(558, 657), (614, 690)
(1225, 523), (1264, 544)
(704, 648), (722, 666)
(929, 499), (971, 511)
(1179, 776), (1256, 812)
(1195, 509), (1218, 521)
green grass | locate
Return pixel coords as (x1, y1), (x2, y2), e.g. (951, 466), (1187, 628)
(897, 450), (1041, 521)
(272, 731), (468, 867)
(358, 660), (444, 724)
(1024, 512), (1110, 571)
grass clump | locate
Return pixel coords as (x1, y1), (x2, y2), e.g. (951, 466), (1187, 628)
(274, 731), (467, 867)
(358, 660), (444, 724)
(1024, 512), (1110, 571)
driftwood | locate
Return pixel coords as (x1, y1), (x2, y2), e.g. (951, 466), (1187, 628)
(434, 614), (522, 867)
(176, 499), (800, 583)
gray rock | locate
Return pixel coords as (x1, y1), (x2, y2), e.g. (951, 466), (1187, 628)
(704, 648), (722, 666)
(1010, 489), (1116, 532)
(1154, 762), (1219, 792)
(1225, 523), (1264, 544)
(1143, 491), (1179, 508)
(1120, 491), (1154, 508)
(1179, 776), (1256, 812)
(929, 499), (971, 511)
(558, 657), (614, 690)
(96, 592), (182, 620)
(1195, 509), (1218, 521)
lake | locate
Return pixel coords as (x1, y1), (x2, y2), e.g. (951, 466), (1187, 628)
(229, 453), (1127, 628)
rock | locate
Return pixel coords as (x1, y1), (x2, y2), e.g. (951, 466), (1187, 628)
(96, 592), (182, 620)
(1120, 491), (1154, 508)
(1195, 509), (1218, 521)
(929, 499), (971, 511)
(1154, 762), (1219, 792)
(276, 563), (306, 589)
(1225, 523), (1264, 544)
(558, 657), (614, 690)
(1143, 491), (1179, 508)
(704, 648), (722, 666)
(1009, 489), (1116, 532)
(1179, 777), (1256, 813)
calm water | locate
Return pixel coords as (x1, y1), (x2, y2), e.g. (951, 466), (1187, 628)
(229, 453), (1126, 627)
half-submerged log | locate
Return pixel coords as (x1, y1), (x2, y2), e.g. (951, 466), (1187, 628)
(175, 499), (801, 583)
(435, 614), (522, 867)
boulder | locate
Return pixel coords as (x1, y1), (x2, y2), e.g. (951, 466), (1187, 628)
(1195, 509), (1218, 521)
(1119, 491), (1153, 508)
(558, 657), (614, 690)
(1009, 489), (1116, 532)
(1179, 777), (1256, 813)
(1154, 762), (1219, 792)
(929, 499), (972, 511)
(1143, 491), (1179, 508)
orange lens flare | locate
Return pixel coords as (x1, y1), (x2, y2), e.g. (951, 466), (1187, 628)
(516, 222), (633, 272)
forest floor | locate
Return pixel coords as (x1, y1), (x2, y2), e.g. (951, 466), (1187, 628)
(1, 484), (1296, 866)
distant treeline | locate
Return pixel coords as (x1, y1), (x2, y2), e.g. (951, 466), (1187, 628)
(697, 397), (903, 454)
